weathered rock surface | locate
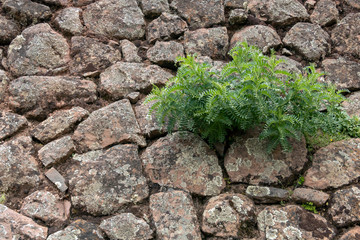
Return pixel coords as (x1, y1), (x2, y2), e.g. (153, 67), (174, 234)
(70, 36), (122, 75)
(230, 25), (281, 53)
(99, 62), (173, 100)
(72, 0), (95, 6)
(31, 107), (89, 143)
(310, 0), (339, 26)
(147, 12), (188, 43)
(150, 191), (202, 240)
(170, 0), (224, 29)
(202, 193), (255, 237)
(100, 213), (153, 240)
(343, 91), (360, 117)
(7, 23), (70, 77)
(328, 186), (360, 227)
(257, 205), (336, 239)
(275, 56), (302, 80)
(141, 131), (225, 196)
(331, 13), (360, 58)
(292, 188), (330, 207)
(9, 76), (96, 119)
(147, 41), (184, 67)
(224, 130), (308, 185)
(120, 39), (142, 63)
(339, 226), (360, 240)
(38, 136), (75, 167)
(322, 58), (360, 90)
(248, 0), (309, 26)
(245, 186), (290, 203)
(225, 0), (247, 9)
(47, 219), (103, 239)
(83, 0), (145, 40)
(38, 0), (69, 6)
(0, 111), (27, 140)
(141, 0), (169, 18)
(229, 9), (248, 25)
(68, 144), (149, 215)
(20, 190), (70, 227)
(0, 204), (48, 240)
(0, 70), (8, 102)
(54, 7), (83, 35)
(283, 22), (330, 61)
(0, 15), (20, 44)
(0, 136), (40, 192)
(304, 138), (360, 190)
(184, 27), (229, 59)
(345, 0), (360, 9)
(45, 167), (68, 192)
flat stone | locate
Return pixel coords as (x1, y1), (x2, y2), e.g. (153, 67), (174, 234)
(170, 0), (224, 29)
(31, 107), (89, 143)
(147, 12), (188, 43)
(0, 204), (48, 240)
(20, 190), (70, 227)
(225, 0), (248, 8)
(120, 40), (142, 63)
(141, 131), (225, 196)
(331, 13), (360, 58)
(257, 205), (336, 240)
(184, 27), (229, 59)
(99, 213), (153, 240)
(304, 138), (360, 190)
(230, 25), (281, 53)
(310, 0), (339, 26)
(0, 70), (8, 102)
(9, 76), (96, 119)
(83, 0), (145, 40)
(292, 188), (330, 207)
(229, 9), (248, 25)
(2, 0), (51, 25)
(141, 0), (169, 18)
(283, 22), (330, 61)
(7, 23), (70, 77)
(339, 226), (360, 240)
(70, 36), (122, 75)
(47, 219), (104, 239)
(68, 144), (149, 215)
(248, 0), (309, 26)
(147, 41), (184, 67)
(54, 7), (84, 35)
(0, 15), (20, 44)
(342, 91), (360, 117)
(45, 167), (68, 192)
(99, 62), (173, 100)
(245, 186), (290, 203)
(150, 191), (202, 240)
(322, 58), (360, 90)
(202, 193), (255, 238)
(0, 136), (40, 192)
(224, 130), (308, 185)
(0, 111), (27, 140)
(328, 186), (360, 227)
(38, 136), (75, 167)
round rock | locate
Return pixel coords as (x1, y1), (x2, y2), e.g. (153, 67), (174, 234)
(0, 15), (20, 44)
(310, 0), (339, 26)
(54, 7), (83, 35)
(140, 0), (169, 18)
(147, 41), (184, 67)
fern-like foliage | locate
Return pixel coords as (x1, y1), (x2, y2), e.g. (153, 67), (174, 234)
(145, 42), (360, 152)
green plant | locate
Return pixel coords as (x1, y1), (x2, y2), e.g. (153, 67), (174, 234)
(146, 42), (360, 152)
(297, 176), (305, 186)
(0, 193), (6, 204)
(302, 202), (318, 214)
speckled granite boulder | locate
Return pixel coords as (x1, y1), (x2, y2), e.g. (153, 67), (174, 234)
(0, 15), (20, 44)
(292, 188), (330, 207)
(47, 219), (103, 239)
(345, 0), (360, 9)
(38, 136), (75, 167)
(229, 9), (248, 25)
(38, 0), (69, 6)
(339, 226), (360, 240)
(120, 40), (142, 63)
(342, 91), (360, 117)
(225, 0), (248, 9)
(310, 0), (338, 26)
(0, 111), (27, 140)
(141, 0), (169, 18)
(246, 186), (290, 203)
(147, 41), (184, 67)
(54, 7), (84, 35)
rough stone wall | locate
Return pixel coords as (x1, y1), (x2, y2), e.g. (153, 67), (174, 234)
(1, 0), (360, 239)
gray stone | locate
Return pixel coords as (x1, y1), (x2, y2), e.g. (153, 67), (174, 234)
(184, 27), (229, 59)
(141, 0), (169, 18)
(0, 15), (20, 44)
(225, 0), (248, 9)
(345, 0), (360, 9)
(7, 23), (70, 77)
(339, 226), (360, 240)
(47, 220), (104, 240)
(126, 92), (141, 103)
(72, 0), (95, 6)
(83, 0), (145, 40)
(141, 131), (225, 196)
(150, 191), (202, 240)
(68, 144), (149, 215)
(147, 41), (184, 67)
(38, 0), (69, 6)
(38, 136), (75, 167)
(229, 9), (248, 25)
(0, 111), (27, 140)
(230, 25), (281, 53)
(283, 22), (330, 61)
(246, 186), (290, 203)
(310, 0), (339, 26)
(54, 7), (84, 35)
(292, 188), (330, 207)
(45, 167), (68, 192)
(0, 70), (8, 102)
(120, 40), (142, 63)
(342, 91), (360, 117)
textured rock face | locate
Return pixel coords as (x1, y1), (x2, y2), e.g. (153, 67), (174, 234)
(68, 144), (149, 215)
(0, 111), (27, 140)
(331, 13), (360, 58)
(0, 70), (8, 102)
(0, 204), (48, 240)
(345, 0), (360, 9)
(257, 205), (336, 240)
(339, 226), (360, 240)
(170, 0), (224, 29)
(54, 7), (84, 35)
(38, 0), (69, 6)
(283, 22), (330, 61)
(328, 186), (360, 227)
(310, 0), (339, 26)
(100, 213), (153, 240)
(248, 0), (309, 26)
(70, 36), (122, 75)
(0, 16), (20, 44)
(45, 167), (68, 192)
(229, 9), (248, 25)
(202, 194), (255, 237)
(83, 0), (145, 40)
(147, 12), (188, 43)
(230, 25), (281, 53)
(304, 139), (360, 190)
(147, 41), (184, 67)
(142, 132), (225, 196)
(184, 27), (229, 59)
(225, 0), (247, 8)
(7, 23), (70, 77)
(292, 188), (330, 207)
(9, 76), (96, 119)
(0, 136), (40, 192)
(342, 91), (360, 117)
(38, 136), (75, 167)
(245, 186), (290, 203)
(120, 40), (142, 63)
(99, 62), (173, 100)
(73, 99), (146, 151)
(47, 219), (103, 239)
(150, 191), (202, 240)
(224, 130), (307, 185)
(141, 0), (169, 18)
(275, 56), (302, 77)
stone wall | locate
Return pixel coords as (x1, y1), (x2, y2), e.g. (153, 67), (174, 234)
(1, 0), (360, 239)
